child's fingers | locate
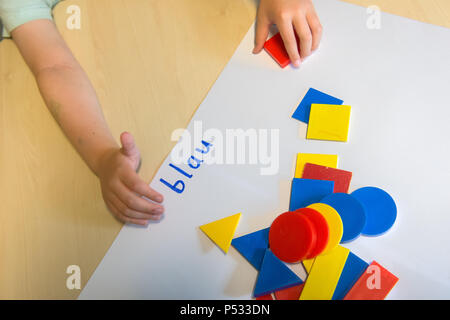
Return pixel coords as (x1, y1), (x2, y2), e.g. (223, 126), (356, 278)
(307, 10), (323, 51)
(121, 170), (164, 203)
(278, 20), (301, 67)
(113, 181), (164, 216)
(106, 199), (149, 226)
(293, 16), (312, 60)
(109, 192), (162, 221)
(253, 15), (271, 54)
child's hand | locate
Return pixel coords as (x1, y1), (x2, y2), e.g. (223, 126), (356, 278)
(98, 132), (164, 226)
(253, 0), (322, 67)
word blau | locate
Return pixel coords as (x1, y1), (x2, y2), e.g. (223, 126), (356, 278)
(159, 140), (212, 194)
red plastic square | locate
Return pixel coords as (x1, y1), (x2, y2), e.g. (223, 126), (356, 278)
(343, 261), (399, 300)
(302, 163), (353, 193)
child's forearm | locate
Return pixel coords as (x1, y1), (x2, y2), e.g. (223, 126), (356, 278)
(12, 19), (165, 225)
(11, 19), (118, 177)
(35, 62), (119, 176)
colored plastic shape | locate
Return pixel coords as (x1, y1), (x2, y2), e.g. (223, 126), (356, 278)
(269, 211), (316, 263)
(263, 33), (290, 68)
(199, 213), (241, 253)
(292, 88), (344, 123)
(290, 178), (334, 211)
(231, 227), (270, 270)
(274, 284), (305, 300)
(294, 153), (338, 178)
(307, 104), (351, 142)
(351, 187), (397, 236)
(332, 252), (369, 300)
(295, 208), (329, 259)
(302, 163), (353, 193)
(254, 249), (303, 297)
(302, 258), (315, 273)
(320, 193), (366, 243)
(343, 261), (399, 300)
(307, 203), (343, 255)
(256, 294), (274, 300)
(299, 245), (350, 300)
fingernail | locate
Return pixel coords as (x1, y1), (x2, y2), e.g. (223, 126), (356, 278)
(154, 208), (164, 214)
(293, 59), (301, 68)
(156, 196), (163, 203)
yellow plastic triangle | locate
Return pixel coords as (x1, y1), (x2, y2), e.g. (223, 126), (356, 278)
(199, 213), (241, 253)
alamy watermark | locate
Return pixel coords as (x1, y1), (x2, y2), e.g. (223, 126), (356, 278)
(66, 5), (81, 30)
(169, 121), (280, 176)
(367, 5), (381, 30)
(66, 265), (81, 290)
(366, 264), (382, 289)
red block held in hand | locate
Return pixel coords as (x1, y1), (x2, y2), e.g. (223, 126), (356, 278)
(264, 32), (299, 68)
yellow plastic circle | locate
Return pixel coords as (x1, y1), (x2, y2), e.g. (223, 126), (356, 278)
(307, 203), (343, 255)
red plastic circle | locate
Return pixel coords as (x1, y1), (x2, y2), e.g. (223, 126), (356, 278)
(269, 211), (316, 263)
(295, 208), (330, 259)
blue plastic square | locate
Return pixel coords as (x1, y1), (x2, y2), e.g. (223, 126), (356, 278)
(292, 88), (343, 123)
(289, 178), (334, 211)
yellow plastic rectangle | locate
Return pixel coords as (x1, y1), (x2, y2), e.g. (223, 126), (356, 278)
(302, 258), (315, 273)
(299, 245), (350, 300)
(294, 153), (338, 178)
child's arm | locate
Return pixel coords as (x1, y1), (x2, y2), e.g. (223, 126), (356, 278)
(253, 0), (322, 67)
(11, 19), (164, 226)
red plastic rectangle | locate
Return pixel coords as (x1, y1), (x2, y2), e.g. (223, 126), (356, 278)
(343, 261), (399, 300)
(302, 163), (352, 193)
(263, 33), (290, 68)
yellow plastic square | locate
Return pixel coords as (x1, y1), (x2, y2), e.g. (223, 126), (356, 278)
(294, 153), (338, 178)
(307, 104), (351, 142)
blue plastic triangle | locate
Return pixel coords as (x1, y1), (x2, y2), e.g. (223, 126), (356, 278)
(232, 228), (270, 270)
(254, 249), (303, 297)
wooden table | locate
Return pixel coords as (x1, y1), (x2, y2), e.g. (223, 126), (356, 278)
(0, 0), (448, 299)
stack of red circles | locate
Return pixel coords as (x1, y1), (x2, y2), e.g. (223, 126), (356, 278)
(268, 208), (330, 263)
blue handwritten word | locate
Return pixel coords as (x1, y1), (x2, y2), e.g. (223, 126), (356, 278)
(159, 140), (213, 194)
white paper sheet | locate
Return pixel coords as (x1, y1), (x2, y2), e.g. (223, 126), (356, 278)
(79, 0), (450, 299)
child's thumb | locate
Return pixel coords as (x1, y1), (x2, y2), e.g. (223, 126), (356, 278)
(120, 132), (139, 158)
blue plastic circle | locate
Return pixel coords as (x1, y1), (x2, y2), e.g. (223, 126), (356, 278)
(320, 193), (366, 243)
(351, 187), (397, 236)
